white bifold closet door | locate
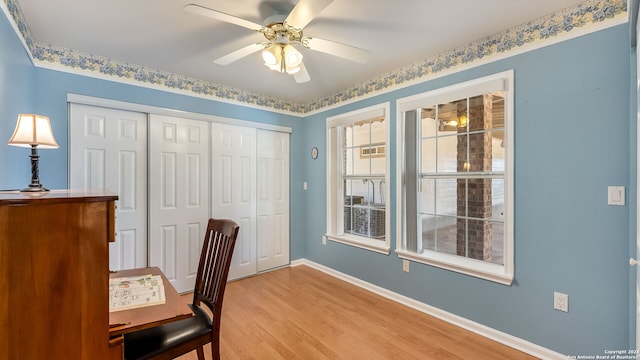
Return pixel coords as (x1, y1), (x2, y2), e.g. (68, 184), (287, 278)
(211, 123), (289, 280)
(69, 104), (148, 271)
(148, 114), (210, 293)
(211, 123), (257, 280)
(70, 101), (289, 289)
(256, 129), (290, 273)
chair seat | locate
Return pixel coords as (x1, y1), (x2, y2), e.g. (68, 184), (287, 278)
(124, 304), (212, 360)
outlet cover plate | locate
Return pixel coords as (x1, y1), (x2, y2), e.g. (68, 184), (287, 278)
(554, 292), (569, 312)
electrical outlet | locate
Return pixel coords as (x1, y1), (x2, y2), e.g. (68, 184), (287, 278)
(322, 235), (327, 245)
(402, 259), (410, 272)
(554, 292), (569, 312)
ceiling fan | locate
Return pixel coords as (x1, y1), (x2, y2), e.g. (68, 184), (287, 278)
(184, 0), (371, 83)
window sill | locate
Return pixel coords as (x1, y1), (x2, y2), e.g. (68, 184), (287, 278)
(326, 234), (390, 255)
(396, 249), (513, 285)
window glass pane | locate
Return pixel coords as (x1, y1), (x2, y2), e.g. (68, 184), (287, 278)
(435, 178), (459, 216)
(348, 205), (385, 238)
(421, 214), (436, 251)
(459, 218), (496, 261)
(346, 179), (364, 203)
(421, 138), (436, 173)
(353, 122), (371, 147)
(466, 178), (492, 219)
(421, 109), (437, 138)
(345, 125), (354, 148)
(424, 215), (461, 256)
(490, 130), (505, 172)
(345, 147), (355, 175)
(345, 179), (353, 199)
(370, 119), (385, 144)
(344, 205), (353, 233)
(437, 103), (457, 135)
(490, 221), (504, 265)
(468, 133), (491, 172)
(491, 179), (505, 221)
(487, 93), (505, 130)
(419, 178), (435, 214)
(370, 147), (386, 174)
(457, 134), (470, 172)
(364, 179), (373, 204)
(437, 135), (459, 172)
(370, 207), (386, 238)
(356, 148), (373, 174)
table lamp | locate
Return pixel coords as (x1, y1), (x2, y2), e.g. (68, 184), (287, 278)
(7, 114), (59, 192)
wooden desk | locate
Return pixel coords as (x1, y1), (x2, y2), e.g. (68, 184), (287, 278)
(109, 267), (194, 337)
(0, 190), (119, 360)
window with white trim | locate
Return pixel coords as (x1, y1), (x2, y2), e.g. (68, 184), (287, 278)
(396, 71), (514, 284)
(326, 103), (391, 254)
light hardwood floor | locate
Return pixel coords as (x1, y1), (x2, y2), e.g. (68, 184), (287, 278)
(175, 265), (536, 360)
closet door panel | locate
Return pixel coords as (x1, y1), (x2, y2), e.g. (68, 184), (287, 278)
(211, 123), (257, 280)
(149, 114), (209, 293)
(256, 130), (290, 272)
(69, 104), (147, 270)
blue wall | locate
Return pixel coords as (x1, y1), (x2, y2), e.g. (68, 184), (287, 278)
(302, 24), (632, 356)
(0, 6), (635, 357)
(0, 11), (34, 190)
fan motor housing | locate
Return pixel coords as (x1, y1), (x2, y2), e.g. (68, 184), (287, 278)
(262, 14), (302, 45)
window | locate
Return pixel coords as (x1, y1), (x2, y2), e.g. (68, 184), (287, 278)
(326, 103), (391, 254)
(396, 71), (514, 284)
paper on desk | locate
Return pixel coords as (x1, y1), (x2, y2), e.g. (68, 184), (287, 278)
(109, 274), (166, 312)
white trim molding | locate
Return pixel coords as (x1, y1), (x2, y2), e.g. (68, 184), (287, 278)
(67, 93), (292, 133)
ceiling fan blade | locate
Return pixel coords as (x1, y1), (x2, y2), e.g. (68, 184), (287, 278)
(293, 63), (311, 83)
(285, 0), (333, 30)
(184, 4), (263, 31)
(214, 43), (265, 65)
(305, 37), (370, 64)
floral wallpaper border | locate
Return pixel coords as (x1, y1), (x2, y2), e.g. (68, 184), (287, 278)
(3, 0), (628, 115)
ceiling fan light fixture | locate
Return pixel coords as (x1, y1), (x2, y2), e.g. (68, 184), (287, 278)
(262, 44), (281, 66)
(265, 63), (281, 71)
(286, 64), (302, 74)
(262, 44), (303, 75)
(283, 45), (303, 68)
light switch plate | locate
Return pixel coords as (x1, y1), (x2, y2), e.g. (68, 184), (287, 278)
(608, 186), (625, 206)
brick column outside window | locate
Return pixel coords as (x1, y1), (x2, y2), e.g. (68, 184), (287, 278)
(456, 95), (493, 260)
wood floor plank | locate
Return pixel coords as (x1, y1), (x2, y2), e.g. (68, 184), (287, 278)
(173, 265), (537, 360)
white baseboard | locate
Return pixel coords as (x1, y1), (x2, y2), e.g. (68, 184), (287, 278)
(290, 258), (566, 360)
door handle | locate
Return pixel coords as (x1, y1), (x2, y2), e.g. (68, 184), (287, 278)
(631, 258), (639, 266)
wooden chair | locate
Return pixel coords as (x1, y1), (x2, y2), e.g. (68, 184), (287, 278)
(123, 218), (240, 360)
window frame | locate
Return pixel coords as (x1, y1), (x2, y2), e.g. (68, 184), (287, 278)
(395, 71), (514, 285)
(326, 102), (391, 254)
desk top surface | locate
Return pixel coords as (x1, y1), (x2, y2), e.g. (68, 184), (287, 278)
(0, 189), (118, 204)
(109, 267), (193, 336)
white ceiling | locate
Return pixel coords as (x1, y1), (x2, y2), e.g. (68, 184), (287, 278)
(17, 0), (586, 103)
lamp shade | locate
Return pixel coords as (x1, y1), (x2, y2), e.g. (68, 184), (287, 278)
(8, 114), (58, 149)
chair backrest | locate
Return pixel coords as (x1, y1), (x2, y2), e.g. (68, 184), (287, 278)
(192, 218), (239, 326)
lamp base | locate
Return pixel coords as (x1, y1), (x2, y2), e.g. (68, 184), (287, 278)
(19, 145), (50, 193)
(20, 184), (49, 192)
